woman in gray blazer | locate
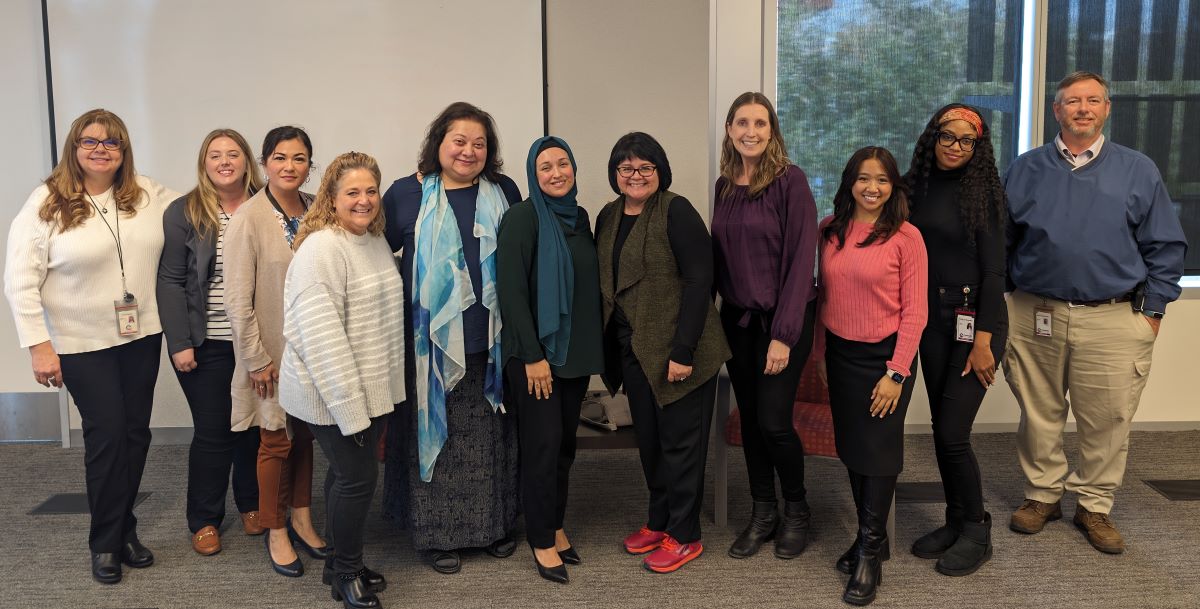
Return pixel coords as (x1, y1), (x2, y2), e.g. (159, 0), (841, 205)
(157, 128), (264, 556)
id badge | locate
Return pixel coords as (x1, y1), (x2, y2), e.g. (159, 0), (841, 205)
(115, 297), (140, 337)
(1034, 306), (1053, 338)
(955, 308), (975, 343)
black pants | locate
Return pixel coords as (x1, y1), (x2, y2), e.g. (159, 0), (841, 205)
(617, 332), (715, 544)
(721, 301), (815, 502)
(175, 339), (260, 533)
(918, 322), (1007, 523)
(309, 417), (384, 575)
(506, 359), (589, 549)
(58, 334), (161, 553)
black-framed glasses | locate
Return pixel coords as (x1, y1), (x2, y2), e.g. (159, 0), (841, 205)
(78, 137), (123, 151)
(616, 164), (657, 178)
(936, 131), (977, 151)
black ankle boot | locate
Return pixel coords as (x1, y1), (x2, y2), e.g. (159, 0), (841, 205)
(836, 533), (890, 574)
(728, 500), (779, 558)
(936, 512), (992, 576)
(324, 558), (387, 593)
(331, 570), (382, 609)
(774, 499), (811, 559)
(911, 507), (963, 559)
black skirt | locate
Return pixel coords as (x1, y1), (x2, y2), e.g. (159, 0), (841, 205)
(824, 331), (916, 476)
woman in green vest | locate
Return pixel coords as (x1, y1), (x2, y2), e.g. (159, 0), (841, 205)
(595, 132), (731, 574)
(497, 136), (604, 585)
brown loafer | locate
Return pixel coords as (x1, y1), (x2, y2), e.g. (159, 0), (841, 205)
(241, 511), (266, 536)
(1073, 505), (1125, 554)
(192, 525), (221, 556)
(1009, 499), (1062, 534)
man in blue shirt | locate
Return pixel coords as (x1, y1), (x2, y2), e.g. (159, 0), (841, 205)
(1003, 71), (1187, 555)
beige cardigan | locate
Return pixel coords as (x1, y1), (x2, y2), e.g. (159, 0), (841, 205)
(224, 189), (311, 432)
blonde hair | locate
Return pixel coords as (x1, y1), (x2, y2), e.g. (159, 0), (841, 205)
(719, 92), (791, 200)
(293, 152), (384, 251)
(40, 109), (143, 231)
(185, 129), (264, 239)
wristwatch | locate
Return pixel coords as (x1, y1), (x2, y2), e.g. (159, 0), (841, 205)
(1143, 310), (1164, 320)
(886, 369), (905, 384)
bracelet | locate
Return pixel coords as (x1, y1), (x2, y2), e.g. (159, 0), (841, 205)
(250, 363), (271, 374)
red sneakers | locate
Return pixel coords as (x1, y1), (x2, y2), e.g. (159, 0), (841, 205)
(623, 526), (667, 554)
(642, 535), (703, 573)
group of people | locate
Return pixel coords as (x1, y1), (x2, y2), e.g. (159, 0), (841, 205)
(3, 69), (1187, 608)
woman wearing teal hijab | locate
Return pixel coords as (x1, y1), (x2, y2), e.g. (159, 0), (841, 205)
(497, 136), (604, 584)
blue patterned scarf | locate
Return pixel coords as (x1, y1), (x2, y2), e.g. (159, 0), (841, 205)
(411, 174), (507, 482)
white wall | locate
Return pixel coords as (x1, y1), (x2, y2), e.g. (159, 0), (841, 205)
(0, 1), (56, 396)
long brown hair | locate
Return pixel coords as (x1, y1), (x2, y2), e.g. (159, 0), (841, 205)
(822, 147), (910, 249)
(719, 92), (791, 200)
(40, 109), (143, 231)
(293, 152), (385, 251)
(185, 129), (263, 239)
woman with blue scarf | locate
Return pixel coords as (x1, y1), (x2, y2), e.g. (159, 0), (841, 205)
(380, 102), (522, 575)
(497, 137), (603, 584)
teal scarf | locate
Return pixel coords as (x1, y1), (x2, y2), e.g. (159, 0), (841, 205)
(525, 136), (579, 367)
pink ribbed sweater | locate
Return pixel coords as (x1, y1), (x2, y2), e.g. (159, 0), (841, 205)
(818, 219), (928, 376)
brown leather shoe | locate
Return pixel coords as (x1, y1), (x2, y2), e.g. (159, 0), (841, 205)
(1009, 499), (1062, 534)
(192, 525), (221, 556)
(1073, 505), (1125, 554)
(241, 511), (266, 536)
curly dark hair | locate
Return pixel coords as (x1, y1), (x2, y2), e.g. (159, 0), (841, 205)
(417, 101), (504, 183)
(822, 146), (909, 249)
(903, 103), (1007, 242)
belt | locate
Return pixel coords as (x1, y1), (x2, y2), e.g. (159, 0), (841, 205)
(1055, 294), (1133, 308)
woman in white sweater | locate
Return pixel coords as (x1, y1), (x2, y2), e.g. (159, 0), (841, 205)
(3, 108), (178, 585)
(280, 151), (405, 609)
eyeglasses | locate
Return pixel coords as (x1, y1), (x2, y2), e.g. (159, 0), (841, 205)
(616, 165), (657, 178)
(78, 137), (123, 151)
(935, 131), (977, 152)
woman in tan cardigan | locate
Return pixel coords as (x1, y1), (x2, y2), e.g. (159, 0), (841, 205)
(225, 126), (327, 577)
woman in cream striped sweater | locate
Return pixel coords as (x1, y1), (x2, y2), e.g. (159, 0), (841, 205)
(279, 152), (405, 609)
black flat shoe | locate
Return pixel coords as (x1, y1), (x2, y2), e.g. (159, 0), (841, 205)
(428, 550), (461, 574)
(331, 572), (381, 609)
(485, 536), (517, 558)
(120, 540), (154, 568)
(91, 552), (121, 584)
(265, 533), (303, 577)
(287, 520), (331, 560)
(324, 564), (387, 593)
(558, 546), (581, 565)
(531, 547), (568, 584)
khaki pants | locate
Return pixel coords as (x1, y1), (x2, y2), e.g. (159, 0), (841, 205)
(1004, 290), (1156, 513)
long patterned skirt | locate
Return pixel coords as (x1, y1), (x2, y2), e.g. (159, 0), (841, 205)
(382, 352), (520, 551)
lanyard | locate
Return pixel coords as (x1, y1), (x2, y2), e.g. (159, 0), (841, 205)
(265, 185), (307, 238)
(88, 193), (133, 301)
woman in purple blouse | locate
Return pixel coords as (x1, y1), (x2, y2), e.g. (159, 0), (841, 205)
(712, 92), (819, 561)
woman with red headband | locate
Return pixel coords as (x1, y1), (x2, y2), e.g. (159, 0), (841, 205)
(902, 104), (1007, 577)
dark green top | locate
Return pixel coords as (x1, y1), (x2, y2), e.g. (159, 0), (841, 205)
(497, 200), (604, 379)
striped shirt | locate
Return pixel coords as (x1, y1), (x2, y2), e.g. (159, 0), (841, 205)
(205, 212), (233, 340)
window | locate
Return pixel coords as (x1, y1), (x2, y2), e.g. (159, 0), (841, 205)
(776, 0), (1198, 275)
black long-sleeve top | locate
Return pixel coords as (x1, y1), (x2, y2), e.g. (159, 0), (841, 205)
(608, 195), (714, 365)
(907, 167), (1007, 333)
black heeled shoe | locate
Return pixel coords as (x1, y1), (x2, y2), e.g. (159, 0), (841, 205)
(331, 571), (381, 609)
(531, 546), (568, 584)
(265, 532), (304, 577)
(836, 535), (890, 574)
(287, 519), (331, 559)
(323, 561), (387, 593)
(91, 552), (122, 584)
(557, 546), (581, 565)
(120, 539), (154, 568)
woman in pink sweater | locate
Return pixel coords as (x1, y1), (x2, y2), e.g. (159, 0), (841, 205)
(818, 147), (927, 607)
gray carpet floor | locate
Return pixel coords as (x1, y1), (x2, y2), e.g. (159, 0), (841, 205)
(1, 431), (1198, 609)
